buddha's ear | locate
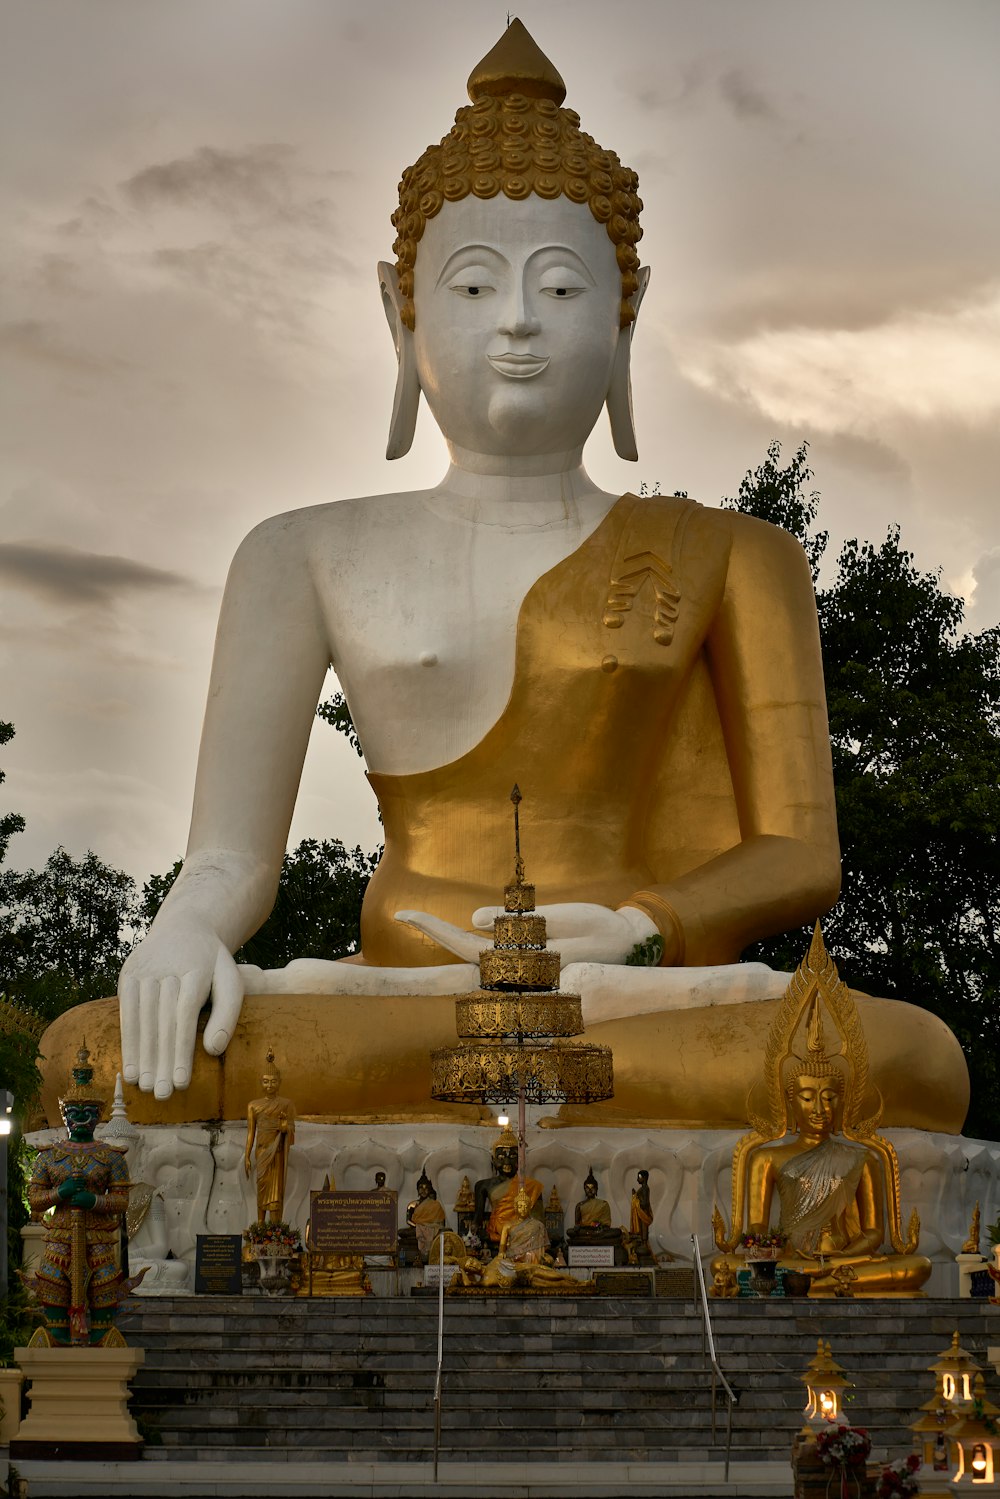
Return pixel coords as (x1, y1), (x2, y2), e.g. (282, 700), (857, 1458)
(378, 260), (421, 460)
(606, 265), (651, 462)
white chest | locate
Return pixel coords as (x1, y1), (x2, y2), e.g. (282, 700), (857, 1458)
(318, 502), (605, 773)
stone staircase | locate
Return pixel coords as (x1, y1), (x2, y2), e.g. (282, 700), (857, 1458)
(117, 1295), (999, 1467)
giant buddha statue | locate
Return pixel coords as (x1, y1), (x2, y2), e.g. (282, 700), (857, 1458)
(711, 928), (932, 1296)
(36, 20), (966, 1133)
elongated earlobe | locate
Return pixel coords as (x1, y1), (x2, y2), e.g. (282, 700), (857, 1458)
(378, 261), (421, 459)
(606, 266), (650, 462)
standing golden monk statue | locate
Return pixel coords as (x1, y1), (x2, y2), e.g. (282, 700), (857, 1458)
(244, 1047), (296, 1224)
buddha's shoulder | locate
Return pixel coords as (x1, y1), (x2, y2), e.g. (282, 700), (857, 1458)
(646, 498), (805, 553)
(233, 493), (429, 560)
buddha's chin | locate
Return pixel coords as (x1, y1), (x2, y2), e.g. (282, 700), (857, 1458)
(486, 385), (578, 453)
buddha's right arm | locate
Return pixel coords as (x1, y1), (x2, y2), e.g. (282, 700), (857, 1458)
(746, 1152), (775, 1235)
(119, 514), (331, 1099)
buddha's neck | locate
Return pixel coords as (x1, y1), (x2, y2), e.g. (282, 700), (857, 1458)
(433, 446), (610, 526)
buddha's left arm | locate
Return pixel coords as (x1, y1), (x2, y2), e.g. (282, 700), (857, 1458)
(625, 515), (841, 965)
(846, 1157), (885, 1254)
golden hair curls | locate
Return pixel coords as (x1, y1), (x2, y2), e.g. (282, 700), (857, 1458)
(391, 90), (643, 333)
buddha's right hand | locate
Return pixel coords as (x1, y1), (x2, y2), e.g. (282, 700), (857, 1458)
(119, 918), (244, 1099)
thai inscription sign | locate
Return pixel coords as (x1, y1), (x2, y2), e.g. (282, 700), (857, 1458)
(309, 1190), (397, 1254)
(194, 1233), (243, 1295)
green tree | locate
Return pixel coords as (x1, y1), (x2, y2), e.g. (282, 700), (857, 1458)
(0, 720), (26, 865)
(726, 443), (1000, 1138)
(0, 847), (137, 1018)
(142, 837), (380, 969)
(316, 692), (362, 757)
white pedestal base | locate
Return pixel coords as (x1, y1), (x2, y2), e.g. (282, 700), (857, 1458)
(12, 1345), (144, 1452)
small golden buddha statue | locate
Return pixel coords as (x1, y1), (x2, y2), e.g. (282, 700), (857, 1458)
(243, 1046), (295, 1224)
(453, 1175), (476, 1237)
(500, 1187), (584, 1292)
(961, 1201), (981, 1255)
(712, 927), (932, 1297)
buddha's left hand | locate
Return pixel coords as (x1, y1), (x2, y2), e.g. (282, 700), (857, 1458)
(395, 902), (658, 964)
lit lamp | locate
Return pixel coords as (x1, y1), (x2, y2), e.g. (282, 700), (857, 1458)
(949, 1374), (998, 1488)
(0, 1088), (12, 1301)
(800, 1338), (851, 1436)
(912, 1330), (978, 1472)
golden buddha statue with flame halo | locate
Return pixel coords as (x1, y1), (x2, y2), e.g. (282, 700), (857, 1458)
(33, 20), (967, 1141)
(712, 927), (932, 1296)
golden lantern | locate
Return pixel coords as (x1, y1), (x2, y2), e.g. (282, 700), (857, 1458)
(949, 1374), (998, 1488)
(912, 1331), (976, 1472)
(800, 1338), (851, 1436)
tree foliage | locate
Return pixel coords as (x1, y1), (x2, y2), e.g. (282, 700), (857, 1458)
(727, 442), (1000, 1138)
(316, 692), (363, 757)
(0, 847), (137, 1017)
(143, 837), (380, 970)
(0, 720), (26, 866)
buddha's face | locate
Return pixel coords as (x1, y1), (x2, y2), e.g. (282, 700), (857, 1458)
(417, 1179), (431, 1199)
(583, 1180), (597, 1199)
(261, 1073), (278, 1097)
(791, 1074), (840, 1138)
(412, 193), (623, 457)
(493, 1144), (518, 1178)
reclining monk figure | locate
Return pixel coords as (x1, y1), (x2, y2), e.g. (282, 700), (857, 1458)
(110, 21), (966, 1132)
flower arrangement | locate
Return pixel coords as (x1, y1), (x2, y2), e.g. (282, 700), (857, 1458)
(740, 1229), (787, 1259)
(876, 1454), (920, 1498)
(815, 1424), (872, 1469)
(243, 1220), (303, 1253)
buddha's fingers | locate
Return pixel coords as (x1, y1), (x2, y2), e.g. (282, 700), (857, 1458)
(394, 910), (482, 962)
(173, 971), (210, 1091)
(138, 977), (160, 1091)
(154, 977), (180, 1100)
(202, 947), (245, 1058)
(119, 975), (140, 1083)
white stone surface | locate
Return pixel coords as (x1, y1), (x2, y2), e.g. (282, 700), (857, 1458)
(27, 1120), (1000, 1298)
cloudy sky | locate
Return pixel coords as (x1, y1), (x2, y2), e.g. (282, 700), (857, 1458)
(2, 0), (998, 890)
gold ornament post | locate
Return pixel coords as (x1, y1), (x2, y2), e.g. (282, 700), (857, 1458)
(430, 787), (613, 1183)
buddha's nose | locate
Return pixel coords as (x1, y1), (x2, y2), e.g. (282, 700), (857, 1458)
(499, 282), (541, 339)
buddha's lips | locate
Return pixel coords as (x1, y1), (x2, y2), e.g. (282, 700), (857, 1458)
(487, 353), (550, 379)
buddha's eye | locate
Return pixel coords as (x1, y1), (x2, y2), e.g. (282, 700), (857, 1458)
(448, 268), (495, 299)
(540, 271), (587, 299)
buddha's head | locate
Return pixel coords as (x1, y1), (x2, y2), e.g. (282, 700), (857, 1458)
(374, 1171), (386, 1190)
(491, 1122), (519, 1177)
(515, 1186), (531, 1220)
(788, 1072), (843, 1140)
(380, 20), (648, 463)
(784, 1001), (845, 1139)
(260, 1044), (280, 1097)
(583, 1167), (599, 1199)
(416, 1168), (434, 1200)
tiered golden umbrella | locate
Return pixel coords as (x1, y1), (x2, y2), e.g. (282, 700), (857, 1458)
(430, 787), (613, 1179)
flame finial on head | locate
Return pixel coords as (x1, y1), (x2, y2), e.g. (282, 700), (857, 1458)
(466, 18), (566, 105)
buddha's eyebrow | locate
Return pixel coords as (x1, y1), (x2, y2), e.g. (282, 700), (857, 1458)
(435, 244), (505, 289)
(526, 245), (595, 284)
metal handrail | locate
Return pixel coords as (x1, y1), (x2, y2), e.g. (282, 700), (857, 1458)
(432, 1231), (445, 1481)
(691, 1233), (738, 1482)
